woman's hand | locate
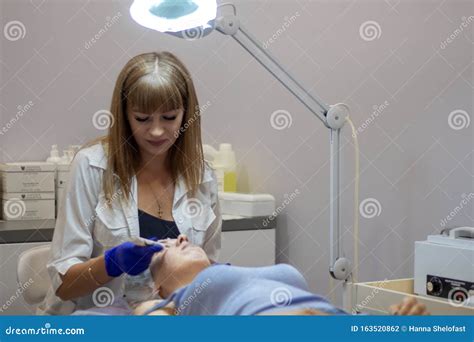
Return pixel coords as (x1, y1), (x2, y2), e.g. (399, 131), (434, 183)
(389, 297), (430, 315)
(104, 241), (163, 277)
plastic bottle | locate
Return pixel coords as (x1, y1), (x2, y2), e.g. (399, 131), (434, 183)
(66, 149), (75, 162)
(69, 144), (82, 156)
(220, 144), (237, 192)
(46, 145), (62, 164)
(203, 144), (225, 192)
(203, 143), (237, 192)
(60, 150), (71, 164)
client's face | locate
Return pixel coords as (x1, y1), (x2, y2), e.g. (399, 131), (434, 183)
(150, 234), (210, 297)
(154, 234), (210, 267)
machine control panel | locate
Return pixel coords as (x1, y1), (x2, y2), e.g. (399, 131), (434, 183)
(426, 275), (473, 306)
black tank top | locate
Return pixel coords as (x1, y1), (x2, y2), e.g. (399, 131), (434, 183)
(138, 209), (180, 240)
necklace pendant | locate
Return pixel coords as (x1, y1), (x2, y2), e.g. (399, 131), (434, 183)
(157, 205), (163, 219)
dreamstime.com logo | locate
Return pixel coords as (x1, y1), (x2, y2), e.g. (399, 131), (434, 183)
(448, 287), (472, 308)
(0, 278), (34, 313)
(270, 287), (293, 307)
(174, 101), (211, 138)
(3, 198), (26, 219)
(0, 101), (35, 136)
(352, 100), (390, 137)
(84, 189), (122, 228)
(359, 20), (382, 41)
(92, 287), (115, 308)
(92, 109), (115, 130)
(84, 12), (122, 49)
(4, 323), (85, 336)
(448, 109), (470, 131)
(262, 11), (300, 49)
(440, 16), (474, 50)
(440, 193), (474, 227)
(263, 189), (300, 227)
(4, 20), (26, 41)
(359, 198), (382, 219)
(181, 198), (204, 219)
(270, 109), (293, 130)
(351, 279), (389, 314)
(181, 24), (211, 40)
(175, 278), (212, 314)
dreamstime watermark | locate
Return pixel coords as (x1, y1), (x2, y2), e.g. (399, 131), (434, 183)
(3, 198), (26, 219)
(181, 24), (211, 41)
(174, 100), (212, 138)
(175, 278), (212, 314)
(84, 12), (122, 50)
(0, 101), (34, 136)
(359, 198), (382, 219)
(448, 287), (472, 308)
(359, 20), (382, 41)
(181, 198), (204, 219)
(4, 20), (26, 41)
(5, 323), (85, 336)
(351, 279), (389, 314)
(92, 287), (115, 308)
(263, 189), (300, 227)
(352, 100), (389, 137)
(448, 109), (470, 130)
(262, 12), (300, 49)
(270, 287), (293, 307)
(440, 16), (474, 50)
(0, 278), (34, 313)
(84, 189), (123, 228)
(440, 193), (474, 228)
(270, 109), (293, 130)
(92, 109), (115, 130)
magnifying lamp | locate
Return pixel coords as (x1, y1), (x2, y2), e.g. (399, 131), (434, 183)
(129, 0), (352, 281)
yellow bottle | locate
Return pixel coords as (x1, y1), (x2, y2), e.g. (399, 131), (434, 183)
(203, 143), (237, 192)
(220, 144), (237, 192)
(224, 171), (237, 192)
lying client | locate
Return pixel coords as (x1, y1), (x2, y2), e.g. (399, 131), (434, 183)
(132, 235), (429, 316)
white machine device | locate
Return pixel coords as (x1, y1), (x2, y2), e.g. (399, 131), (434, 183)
(414, 226), (474, 307)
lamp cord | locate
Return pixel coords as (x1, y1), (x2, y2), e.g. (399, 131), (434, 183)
(345, 116), (360, 284)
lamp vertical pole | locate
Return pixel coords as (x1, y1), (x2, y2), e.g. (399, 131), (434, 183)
(216, 12), (352, 281)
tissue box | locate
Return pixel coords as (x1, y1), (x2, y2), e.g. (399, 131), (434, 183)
(218, 192), (275, 217)
(1, 192), (55, 220)
(0, 162), (55, 193)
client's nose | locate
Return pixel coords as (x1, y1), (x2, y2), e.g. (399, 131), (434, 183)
(176, 234), (188, 246)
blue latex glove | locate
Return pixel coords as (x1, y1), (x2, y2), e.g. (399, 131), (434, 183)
(104, 240), (164, 277)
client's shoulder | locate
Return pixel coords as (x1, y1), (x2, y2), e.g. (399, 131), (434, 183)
(206, 263), (302, 277)
(272, 263), (301, 274)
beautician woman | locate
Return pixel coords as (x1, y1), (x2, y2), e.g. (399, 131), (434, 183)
(38, 52), (222, 315)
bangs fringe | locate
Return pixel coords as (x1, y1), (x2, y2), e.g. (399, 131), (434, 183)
(126, 73), (184, 114)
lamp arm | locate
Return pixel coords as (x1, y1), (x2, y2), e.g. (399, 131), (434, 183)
(216, 11), (352, 281)
(216, 14), (329, 125)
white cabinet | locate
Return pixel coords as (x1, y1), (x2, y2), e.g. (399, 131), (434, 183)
(220, 229), (275, 266)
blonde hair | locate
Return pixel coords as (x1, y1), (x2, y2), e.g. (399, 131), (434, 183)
(88, 52), (204, 202)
